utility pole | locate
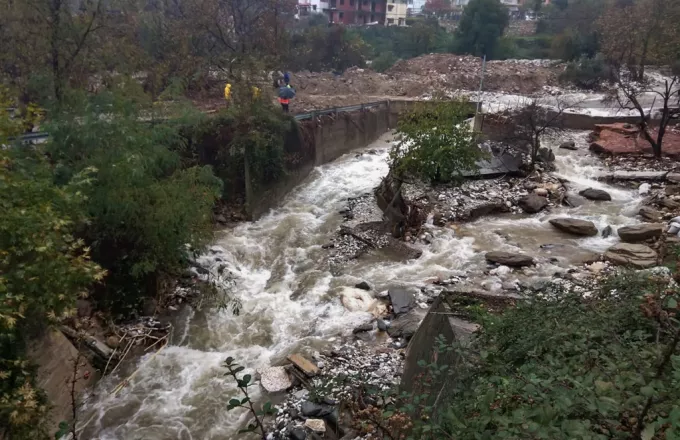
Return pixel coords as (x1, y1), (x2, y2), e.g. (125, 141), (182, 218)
(475, 54), (486, 117)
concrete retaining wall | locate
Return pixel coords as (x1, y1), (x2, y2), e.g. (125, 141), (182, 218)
(246, 99), (480, 219)
(247, 104), (392, 219)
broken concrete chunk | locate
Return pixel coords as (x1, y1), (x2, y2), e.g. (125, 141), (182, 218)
(257, 366), (292, 393)
(287, 353), (319, 377)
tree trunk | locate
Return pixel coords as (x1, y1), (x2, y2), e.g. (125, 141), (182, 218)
(50, 0), (63, 103)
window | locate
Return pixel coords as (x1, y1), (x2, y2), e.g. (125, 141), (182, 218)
(312, 4), (317, 10)
(398, 17), (405, 25)
(387, 18), (395, 24)
(388, 4), (394, 10)
(339, 11), (344, 19)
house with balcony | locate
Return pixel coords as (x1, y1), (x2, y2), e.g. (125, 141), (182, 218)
(386, 0), (408, 25)
(325, 0), (387, 25)
(298, 0), (329, 16)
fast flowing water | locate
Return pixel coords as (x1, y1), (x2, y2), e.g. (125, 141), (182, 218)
(77, 131), (642, 440)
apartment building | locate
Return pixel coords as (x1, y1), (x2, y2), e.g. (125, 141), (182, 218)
(386, 0), (409, 25)
(298, 0), (329, 15)
(325, 0), (387, 25)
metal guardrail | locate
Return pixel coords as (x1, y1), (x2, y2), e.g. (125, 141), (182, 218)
(293, 100), (387, 121)
(11, 101), (389, 142)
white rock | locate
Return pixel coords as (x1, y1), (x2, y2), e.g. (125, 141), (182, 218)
(495, 265), (511, 277)
(587, 262), (606, 273)
(534, 188), (549, 197)
(638, 183), (651, 195)
(668, 222), (680, 235)
(304, 419), (326, 433)
(257, 367), (292, 393)
(340, 287), (376, 312)
(672, 216), (680, 224)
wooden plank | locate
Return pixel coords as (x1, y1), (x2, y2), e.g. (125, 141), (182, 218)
(287, 353), (319, 377)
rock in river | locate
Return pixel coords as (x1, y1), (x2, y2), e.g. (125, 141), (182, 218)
(559, 141), (577, 150)
(485, 251), (534, 267)
(639, 206), (662, 222)
(388, 287), (416, 315)
(617, 224), (663, 243)
(549, 218), (598, 236)
(387, 309), (425, 340)
(518, 193), (548, 214)
(604, 243), (658, 268)
(354, 281), (371, 291)
(579, 188), (612, 201)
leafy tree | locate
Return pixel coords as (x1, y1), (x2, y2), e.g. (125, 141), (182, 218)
(0, 95), (104, 438)
(390, 100), (480, 183)
(599, 0), (680, 81)
(454, 0), (509, 58)
(45, 94), (222, 314)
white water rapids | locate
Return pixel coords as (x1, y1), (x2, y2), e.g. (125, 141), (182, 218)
(77, 131), (642, 440)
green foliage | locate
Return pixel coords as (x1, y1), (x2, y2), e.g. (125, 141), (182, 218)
(493, 35), (554, 60)
(390, 100), (480, 183)
(433, 272), (680, 439)
(358, 18), (455, 62)
(0, 98), (103, 438)
(537, 0), (604, 60)
(45, 94), (222, 315)
(287, 25), (368, 72)
(560, 55), (615, 89)
(371, 52), (400, 73)
(454, 0), (509, 57)
(223, 356), (276, 438)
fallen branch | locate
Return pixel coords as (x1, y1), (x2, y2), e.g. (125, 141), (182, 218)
(339, 225), (376, 248)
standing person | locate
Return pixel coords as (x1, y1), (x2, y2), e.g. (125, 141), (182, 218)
(283, 71), (290, 86)
(279, 96), (290, 113)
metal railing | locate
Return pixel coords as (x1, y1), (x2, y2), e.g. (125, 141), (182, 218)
(10, 101), (390, 142)
(293, 100), (388, 121)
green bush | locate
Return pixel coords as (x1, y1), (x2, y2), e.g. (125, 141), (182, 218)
(45, 95), (222, 315)
(371, 52), (399, 73)
(390, 100), (481, 183)
(559, 55), (614, 89)
(436, 272), (680, 439)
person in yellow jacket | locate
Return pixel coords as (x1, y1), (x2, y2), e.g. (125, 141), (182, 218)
(224, 83), (232, 100)
(251, 86), (261, 100)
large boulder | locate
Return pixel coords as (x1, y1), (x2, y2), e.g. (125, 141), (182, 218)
(639, 206), (662, 222)
(579, 188), (612, 201)
(549, 218), (598, 236)
(604, 243), (658, 268)
(518, 193), (548, 214)
(617, 224), (663, 243)
(388, 287), (416, 315)
(485, 251), (534, 267)
(537, 147), (556, 163)
(559, 141), (577, 150)
(387, 309), (425, 340)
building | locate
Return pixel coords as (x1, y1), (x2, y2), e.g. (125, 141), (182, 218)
(298, 0), (329, 16)
(386, 0), (409, 25)
(325, 0), (387, 25)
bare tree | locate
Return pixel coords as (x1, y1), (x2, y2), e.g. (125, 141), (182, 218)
(501, 96), (579, 170)
(608, 68), (680, 158)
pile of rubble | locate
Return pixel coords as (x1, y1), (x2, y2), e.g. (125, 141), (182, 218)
(289, 54), (566, 111)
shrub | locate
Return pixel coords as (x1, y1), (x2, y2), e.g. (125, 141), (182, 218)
(371, 52), (399, 73)
(559, 55), (614, 89)
(390, 99), (481, 183)
(45, 95), (222, 315)
(436, 272), (680, 439)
